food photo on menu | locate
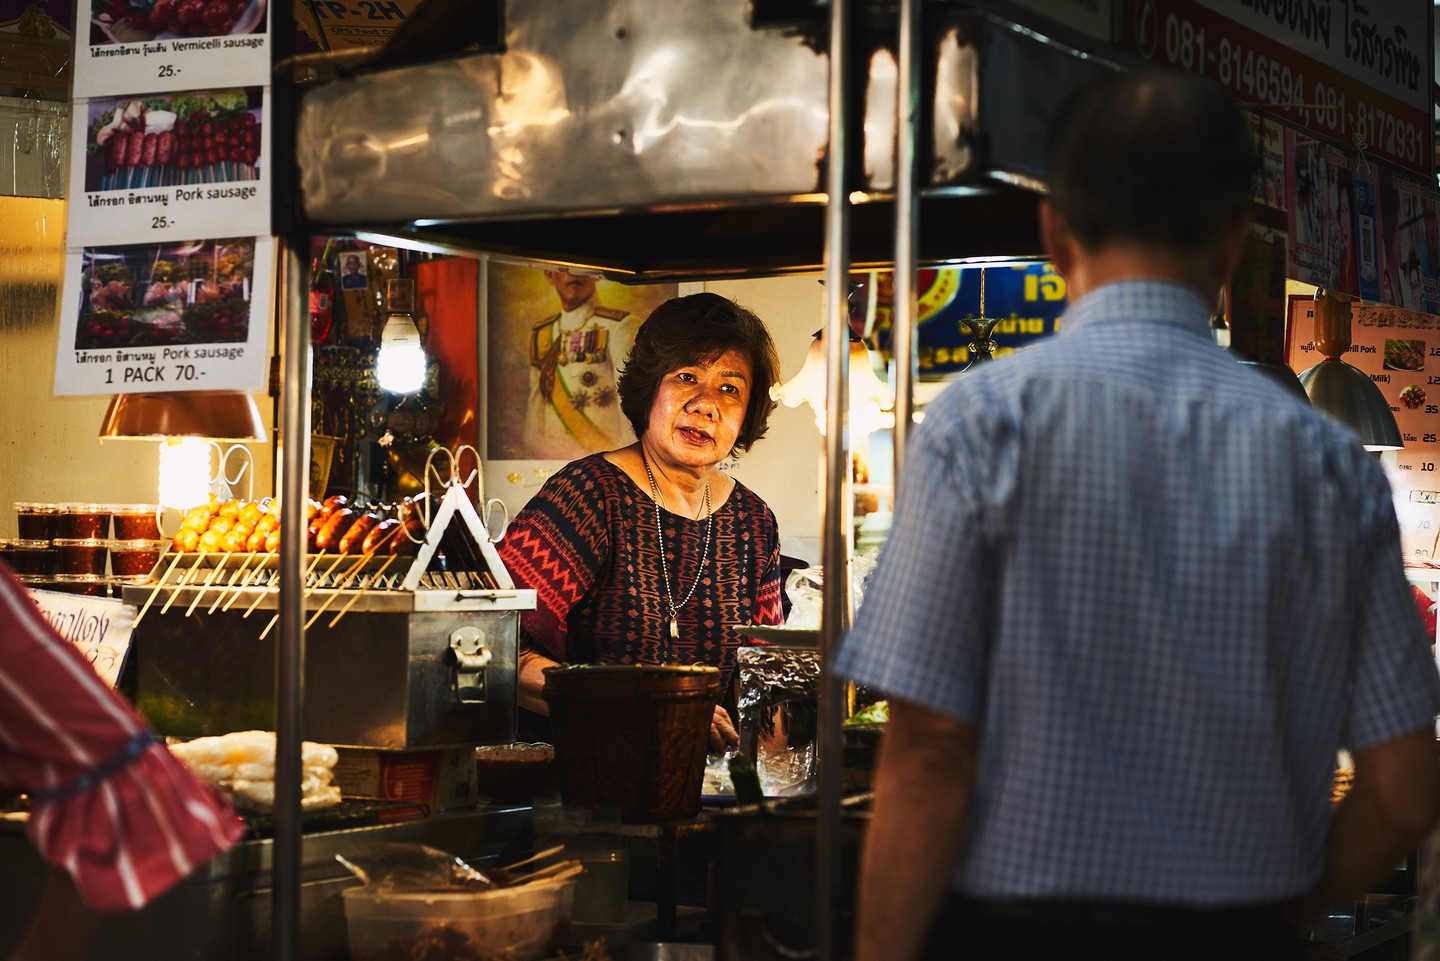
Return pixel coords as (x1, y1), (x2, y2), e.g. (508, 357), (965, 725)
(77, 238), (254, 350)
(91, 0), (268, 43)
(83, 88), (261, 192)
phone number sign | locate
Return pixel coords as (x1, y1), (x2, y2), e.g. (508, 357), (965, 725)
(1119, 0), (1432, 178)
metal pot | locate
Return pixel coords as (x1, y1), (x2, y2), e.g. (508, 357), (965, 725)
(713, 801), (869, 961)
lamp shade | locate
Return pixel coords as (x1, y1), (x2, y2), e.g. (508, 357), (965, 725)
(1237, 360), (1309, 401)
(1297, 358), (1403, 451)
(99, 391), (266, 441)
(771, 335), (894, 435)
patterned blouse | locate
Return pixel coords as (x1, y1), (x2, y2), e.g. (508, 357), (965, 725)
(498, 454), (783, 692)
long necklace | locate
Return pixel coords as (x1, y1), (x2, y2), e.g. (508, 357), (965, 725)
(642, 451), (713, 640)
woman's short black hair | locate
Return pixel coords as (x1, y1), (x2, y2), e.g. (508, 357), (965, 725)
(618, 292), (780, 456)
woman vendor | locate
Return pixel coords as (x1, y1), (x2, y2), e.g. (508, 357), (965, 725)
(497, 292), (785, 749)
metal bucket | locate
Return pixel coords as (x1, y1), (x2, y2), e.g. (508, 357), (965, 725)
(543, 665), (721, 822)
(713, 802), (869, 961)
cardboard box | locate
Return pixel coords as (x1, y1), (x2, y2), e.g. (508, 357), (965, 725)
(333, 746), (477, 811)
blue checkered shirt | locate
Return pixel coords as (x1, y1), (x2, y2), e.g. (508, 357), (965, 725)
(837, 279), (1440, 905)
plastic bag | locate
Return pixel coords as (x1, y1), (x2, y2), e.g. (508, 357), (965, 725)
(336, 842), (493, 893)
(784, 567), (823, 629)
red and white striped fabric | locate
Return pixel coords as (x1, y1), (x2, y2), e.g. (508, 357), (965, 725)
(0, 562), (243, 911)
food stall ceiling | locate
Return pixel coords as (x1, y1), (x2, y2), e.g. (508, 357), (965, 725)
(296, 1), (1113, 278)
(348, 184), (1046, 282)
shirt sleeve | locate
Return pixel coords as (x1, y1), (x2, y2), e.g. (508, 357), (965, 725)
(497, 462), (611, 662)
(0, 565), (243, 912)
(835, 385), (1008, 723)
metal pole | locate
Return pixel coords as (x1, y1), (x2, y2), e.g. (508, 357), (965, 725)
(817, 0), (852, 956)
(269, 1), (305, 953)
(273, 234), (311, 961)
(891, 0), (920, 486)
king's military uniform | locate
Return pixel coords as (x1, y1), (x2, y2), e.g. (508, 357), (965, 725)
(526, 302), (639, 459)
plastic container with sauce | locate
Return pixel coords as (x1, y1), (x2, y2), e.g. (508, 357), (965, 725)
(14, 502), (61, 540)
(110, 574), (150, 599)
(59, 503), (112, 539)
(52, 538), (108, 576)
(111, 504), (161, 541)
(109, 539), (163, 577)
(3, 539), (56, 576)
(52, 574), (109, 597)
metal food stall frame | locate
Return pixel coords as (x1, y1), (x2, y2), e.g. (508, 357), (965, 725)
(268, 1), (1129, 958)
(268, 1), (1406, 958)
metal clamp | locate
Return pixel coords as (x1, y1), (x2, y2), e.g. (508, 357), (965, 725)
(448, 626), (492, 704)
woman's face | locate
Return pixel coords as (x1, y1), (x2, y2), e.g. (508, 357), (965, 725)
(645, 349), (753, 471)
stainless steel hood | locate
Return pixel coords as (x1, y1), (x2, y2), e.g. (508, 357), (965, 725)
(294, 0), (1121, 280)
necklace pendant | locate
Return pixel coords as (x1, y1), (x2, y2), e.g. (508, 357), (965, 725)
(669, 617), (679, 640)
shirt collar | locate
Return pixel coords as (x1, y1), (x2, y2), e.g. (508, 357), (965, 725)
(559, 294), (597, 328)
(1060, 279), (1215, 337)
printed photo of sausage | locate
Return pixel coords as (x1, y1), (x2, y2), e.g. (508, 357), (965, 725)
(85, 87), (262, 193)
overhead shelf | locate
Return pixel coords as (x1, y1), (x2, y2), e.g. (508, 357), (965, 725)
(293, 0), (1119, 278)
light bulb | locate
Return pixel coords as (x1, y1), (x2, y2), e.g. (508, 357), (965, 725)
(157, 437), (213, 510)
(376, 312), (427, 394)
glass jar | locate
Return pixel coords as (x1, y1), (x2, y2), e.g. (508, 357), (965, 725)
(52, 538), (108, 576)
(109, 539), (163, 577)
(59, 503), (112, 539)
(111, 504), (161, 540)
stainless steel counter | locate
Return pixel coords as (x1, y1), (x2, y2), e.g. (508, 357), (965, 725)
(0, 804), (533, 961)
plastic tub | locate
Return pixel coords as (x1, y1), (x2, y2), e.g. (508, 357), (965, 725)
(474, 743), (557, 802)
(52, 574), (110, 596)
(342, 877), (575, 961)
(1, 539), (55, 576)
(53, 538), (108, 576)
(111, 504), (161, 540)
(544, 665), (720, 822)
(110, 539), (163, 577)
(14, 502), (61, 539)
(59, 503), (111, 539)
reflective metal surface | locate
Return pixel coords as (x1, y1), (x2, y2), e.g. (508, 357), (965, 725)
(300, 0), (829, 224)
(296, 3), (1117, 277)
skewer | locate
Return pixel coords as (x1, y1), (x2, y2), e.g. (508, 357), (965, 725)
(223, 550), (274, 611)
(185, 551), (232, 616)
(504, 861), (585, 888)
(304, 553), (374, 629)
(161, 550), (207, 614)
(308, 527), (403, 628)
(325, 555), (399, 628)
(503, 844), (567, 873)
(242, 548), (305, 620)
(312, 550), (351, 589)
(255, 551), (328, 631)
(132, 548), (186, 629)
(209, 550), (255, 613)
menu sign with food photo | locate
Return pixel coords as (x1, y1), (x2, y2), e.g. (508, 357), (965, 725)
(53, 235), (273, 396)
(67, 85), (269, 246)
(74, 0), (270, 97)
(1286, 295), (1440, 565)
